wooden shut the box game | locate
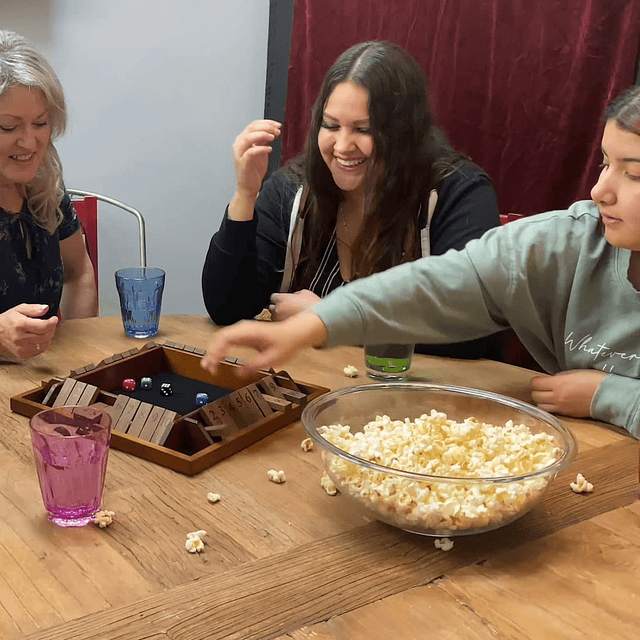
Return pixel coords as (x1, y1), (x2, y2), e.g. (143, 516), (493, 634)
(10, 341), (329, 476)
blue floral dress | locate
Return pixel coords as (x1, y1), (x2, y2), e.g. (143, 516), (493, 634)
(0, 194), (80, 318)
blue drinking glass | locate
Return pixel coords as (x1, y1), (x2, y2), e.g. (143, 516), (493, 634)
(114, 267), (165, 338)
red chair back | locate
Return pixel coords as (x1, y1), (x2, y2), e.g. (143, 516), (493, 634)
(72, 195), (99, 290)
(499, 212), (524, 225)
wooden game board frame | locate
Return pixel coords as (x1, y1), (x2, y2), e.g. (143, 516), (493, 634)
(10, 341), (329, 476)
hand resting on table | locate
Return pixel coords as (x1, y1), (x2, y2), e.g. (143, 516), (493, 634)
(0, 303), (58, 361)
(530, 369), (607, 418)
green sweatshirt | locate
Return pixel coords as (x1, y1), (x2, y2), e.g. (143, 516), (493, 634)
(313, 200), (640, 438)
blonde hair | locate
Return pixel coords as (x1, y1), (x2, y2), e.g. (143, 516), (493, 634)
(0, 30), (67, 233)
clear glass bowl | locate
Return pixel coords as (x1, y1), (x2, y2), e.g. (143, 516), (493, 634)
(302, 383), (577, 536)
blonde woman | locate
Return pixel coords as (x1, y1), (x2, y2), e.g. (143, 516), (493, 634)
(0, 30), (97, 360)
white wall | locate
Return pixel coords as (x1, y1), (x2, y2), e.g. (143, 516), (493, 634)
(2, 0), (269, 315)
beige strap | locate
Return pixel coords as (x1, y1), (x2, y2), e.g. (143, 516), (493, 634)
(420, 189), (438, 258)
(280, 186), (305, 292)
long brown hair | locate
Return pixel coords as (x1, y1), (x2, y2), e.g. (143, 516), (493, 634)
(287, 41), (465, 289)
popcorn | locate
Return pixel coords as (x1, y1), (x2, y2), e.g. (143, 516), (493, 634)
(434, 537), (454, 551)
(267, 469), (286, 484)
(343, 365), (359, 378)
(187, 529), (207, 539)
(186, 537), (205, 553)
(93, 510), (115, 528)
(570, 473), (594, 494)
(207, 492), (221, 503)
(186, 530), (207, 553)
(318, 411), (561, 533)
(301, 438), (314, 452)
(320, 472), (338, 496)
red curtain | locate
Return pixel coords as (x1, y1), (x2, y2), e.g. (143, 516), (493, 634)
(281, 0), (640, 216)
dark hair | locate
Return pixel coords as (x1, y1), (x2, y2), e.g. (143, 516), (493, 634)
(287, 41), (466, 288)
(606, 85), (640, 134)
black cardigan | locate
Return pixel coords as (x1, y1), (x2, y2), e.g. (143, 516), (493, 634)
(202, 162), (503, 359)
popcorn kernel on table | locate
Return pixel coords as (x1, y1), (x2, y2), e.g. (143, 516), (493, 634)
(207, 492), (221, 503)
(301, 438), (314, 452)
(570, 473), (594, 493)
(434, 537), (454, 551)
(93, 510), (115, 528)
(185, 530), (207, 553)
(343, 365), (359, 378)
(186, 537), (205, 553)
(187, 529), (207, 539)
(267, 469), (286, 484)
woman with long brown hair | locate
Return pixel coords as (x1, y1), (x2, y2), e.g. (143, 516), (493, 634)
(202, 41), (500, 358)
(202, 85), (640, 439)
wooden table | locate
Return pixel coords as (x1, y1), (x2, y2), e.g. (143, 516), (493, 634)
(0, 315), (637, 640)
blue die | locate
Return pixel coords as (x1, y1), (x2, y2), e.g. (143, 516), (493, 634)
(140, 377), (152, 390)
(195, 392), (209, 406)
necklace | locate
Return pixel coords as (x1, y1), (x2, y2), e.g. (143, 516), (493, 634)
(337, 200), (365, 253)
(338, 203), (349, 233)
(336, 204), (353, 251)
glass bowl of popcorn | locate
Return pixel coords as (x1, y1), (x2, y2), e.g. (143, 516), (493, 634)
(301, 382), (577, 536)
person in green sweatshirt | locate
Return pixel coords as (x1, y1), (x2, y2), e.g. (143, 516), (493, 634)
(201, 85), (640, 439)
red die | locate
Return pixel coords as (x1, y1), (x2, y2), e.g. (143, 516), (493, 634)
(122, 378), (136, 392)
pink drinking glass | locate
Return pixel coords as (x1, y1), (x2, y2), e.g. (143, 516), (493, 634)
(29, 406), (111, 527)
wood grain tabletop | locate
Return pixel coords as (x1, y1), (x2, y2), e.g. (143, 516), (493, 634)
(0, 315), (636, 640)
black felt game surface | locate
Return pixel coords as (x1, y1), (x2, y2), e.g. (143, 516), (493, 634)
(116, 372), (231, 416)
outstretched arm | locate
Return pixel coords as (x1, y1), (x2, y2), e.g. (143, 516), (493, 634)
(201, 311), (328, 376)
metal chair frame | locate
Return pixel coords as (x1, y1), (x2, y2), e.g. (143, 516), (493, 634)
(67, 189), (147, 267)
